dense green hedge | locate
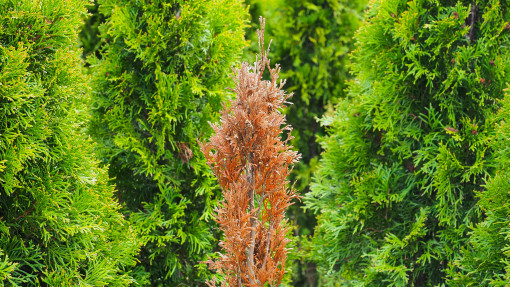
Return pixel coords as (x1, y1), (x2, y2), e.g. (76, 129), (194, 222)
(0, 0), (139, 285)
(89, 0), (248, 284)
(305, 0), (510, 285)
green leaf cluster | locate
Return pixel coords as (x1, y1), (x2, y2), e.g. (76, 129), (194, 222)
(305, 0), (510, 285)
(88, 0), (248, 285)
(0, 0), (140, 285)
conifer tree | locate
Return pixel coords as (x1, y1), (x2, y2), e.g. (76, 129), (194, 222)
(305, 0), (510, 285)
(201, 18), (300, 287)
(89, 0), (248, 284)
(447, 89), (510, 286)
(0, 0), (139, 285)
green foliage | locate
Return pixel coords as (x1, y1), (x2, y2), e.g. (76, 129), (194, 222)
(89, 0), (248, 284)
(242, 0), (281, 63)
(0, 0), (140, 285)
(447, 88), (510, 286)
(305, 0), (510, 285)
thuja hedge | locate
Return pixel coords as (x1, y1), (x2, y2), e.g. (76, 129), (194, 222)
(89, 0), (248, 285)
(0, 0), (139, 285)
(306, 0), (510, 286)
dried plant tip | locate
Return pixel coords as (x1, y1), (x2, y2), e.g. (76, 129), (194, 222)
(445, 126), (459, 133)
(177, 142), (193, 163)
(201, 17), (300, 287)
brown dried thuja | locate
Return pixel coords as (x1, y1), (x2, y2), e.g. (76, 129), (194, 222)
(201, 17), (300, 286)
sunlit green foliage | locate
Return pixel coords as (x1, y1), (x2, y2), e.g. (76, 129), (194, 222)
(89, 0), (248, 284)
(0, 0), (140, 285)
(305, 0), (510, 285)
(447, 88), (510, 286)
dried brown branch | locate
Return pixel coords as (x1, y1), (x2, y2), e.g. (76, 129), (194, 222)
(468, 2), (477, 44)
(201, 17), (300, 287)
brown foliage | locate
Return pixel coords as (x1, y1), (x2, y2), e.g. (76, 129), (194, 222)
(177, 142), (193, 163)
(200, 17), (300, 286)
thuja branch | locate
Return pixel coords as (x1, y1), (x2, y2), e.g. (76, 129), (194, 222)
(201, 17), (300, 287)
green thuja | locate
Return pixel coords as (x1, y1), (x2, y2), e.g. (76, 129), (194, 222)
(89, 0), (248, 284)
(305, 0), (510, 285)
(0, 0), (140, 285)
(447, 88), (510, 286)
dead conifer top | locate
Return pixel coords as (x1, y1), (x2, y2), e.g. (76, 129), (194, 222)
(201, 17), (301, 286)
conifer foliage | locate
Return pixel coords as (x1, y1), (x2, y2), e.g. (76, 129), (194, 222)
(305, 0), (510, 285)
(201, 18), (300, 286)
(0, 0), (139, 285)
(448, 89), (510, 286)
(89, 0), (248, 284)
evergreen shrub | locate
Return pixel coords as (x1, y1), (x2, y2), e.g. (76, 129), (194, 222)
(0, 0), (139, 285)
(89, 0), (248, 284)
(305, 0), (510, 285)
